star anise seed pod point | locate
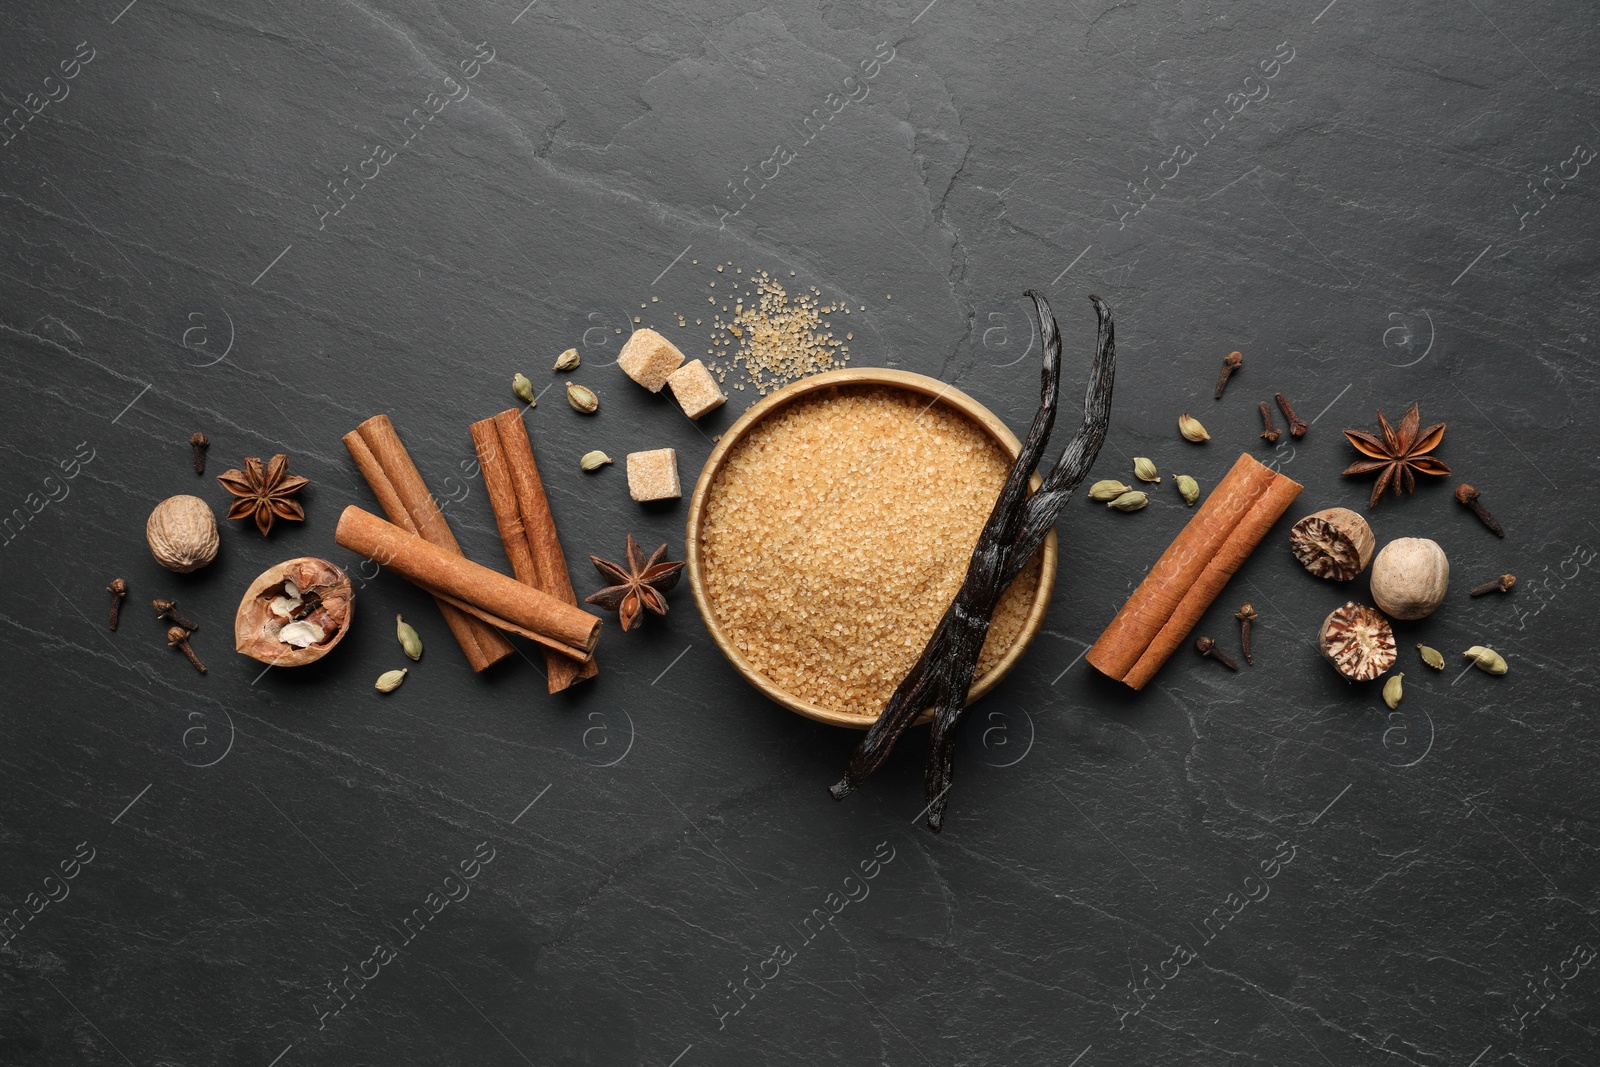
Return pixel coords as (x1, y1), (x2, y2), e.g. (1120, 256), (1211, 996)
(1340, 402), (1450, 509)
(217, 453), (310, 536)
(584, 534), (684, 631)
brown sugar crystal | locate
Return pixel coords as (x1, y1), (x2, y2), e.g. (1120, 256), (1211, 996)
(701, 385), (1041, 717)
(666, 359), (727, 420)
(618, 328), (686, 392)
(627, 448), (681, 502)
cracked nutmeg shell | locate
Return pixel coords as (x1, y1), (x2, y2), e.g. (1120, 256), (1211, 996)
(1289, 507), (1375, 581)
(1319, 601), (1397, 681)
(234, 557), (353, 666)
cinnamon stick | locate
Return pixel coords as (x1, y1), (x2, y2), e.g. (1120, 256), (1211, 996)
(470, 410), (597, 693)
(342, 415), (514, 672)
(1087, 453), (1302, 689)
(334, 506), (600, 660)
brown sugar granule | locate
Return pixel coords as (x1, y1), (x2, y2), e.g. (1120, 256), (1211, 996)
(708, 268), (851, 395)
(701, 385), (1042, 717)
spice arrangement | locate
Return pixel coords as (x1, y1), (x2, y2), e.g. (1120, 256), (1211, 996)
(89, 254), (1519, 839)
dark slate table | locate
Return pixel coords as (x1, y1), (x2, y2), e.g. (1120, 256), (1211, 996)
(3, 1), (1596, 1064)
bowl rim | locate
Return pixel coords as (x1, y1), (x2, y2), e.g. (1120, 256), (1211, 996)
(684, 367), (1059, 730)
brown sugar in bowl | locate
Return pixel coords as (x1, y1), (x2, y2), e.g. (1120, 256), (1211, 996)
(685, 368), (1058, 730)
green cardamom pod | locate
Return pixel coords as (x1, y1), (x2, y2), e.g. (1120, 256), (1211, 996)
(375, 668), (408, 693)
(566, 381), (599, 414)
(1178, 412), (1210, 442)
(1417, 644), (1445, 670)
(1382, 673), (1403, 709)
(1133, 457), (1160, 483)
(1089, 479), (1133, 502)
(1463, 645), (1508, 675)
(554, 348), (581, 372)
(1107, 490), (1148, 512)
(396, 614), (422, 661)
(512, 373), (536, 405)
(1174, 474), (1200, 506)
(580, 450), (613, 472)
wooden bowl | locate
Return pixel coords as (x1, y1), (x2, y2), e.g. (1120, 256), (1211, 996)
(684, 368), (1058, 729)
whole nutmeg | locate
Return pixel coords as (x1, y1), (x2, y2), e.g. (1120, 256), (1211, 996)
(234, 557), (353, 666)
(1290, 507), (1375, 580)
(146, 495), (220, 573)
(1370, 537), (1450, 620)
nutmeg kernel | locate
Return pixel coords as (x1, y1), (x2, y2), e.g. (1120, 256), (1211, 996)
(1289, 507), (1375, 581)
(1369, 537), (1450, 620)
(1319, 601), (1397, 681)
(146, 495), (220, 573)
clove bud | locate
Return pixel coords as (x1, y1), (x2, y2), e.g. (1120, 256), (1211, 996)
(107, 578), (127, 630)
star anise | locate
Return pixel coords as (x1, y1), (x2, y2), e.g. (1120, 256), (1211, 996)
(584, 535), (684, 631)
(217, 454), (310, 536)
(1341, 402), (1450, 508)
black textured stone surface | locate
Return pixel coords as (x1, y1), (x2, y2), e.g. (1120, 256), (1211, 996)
(2, 1), (1597, 1065)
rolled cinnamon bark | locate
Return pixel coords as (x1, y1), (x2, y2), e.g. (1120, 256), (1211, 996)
(334, 506), (600, 661)
(470, 411), (598, 693)
(343, 416), (514, 671)
(1087, 453), (1301, 689)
